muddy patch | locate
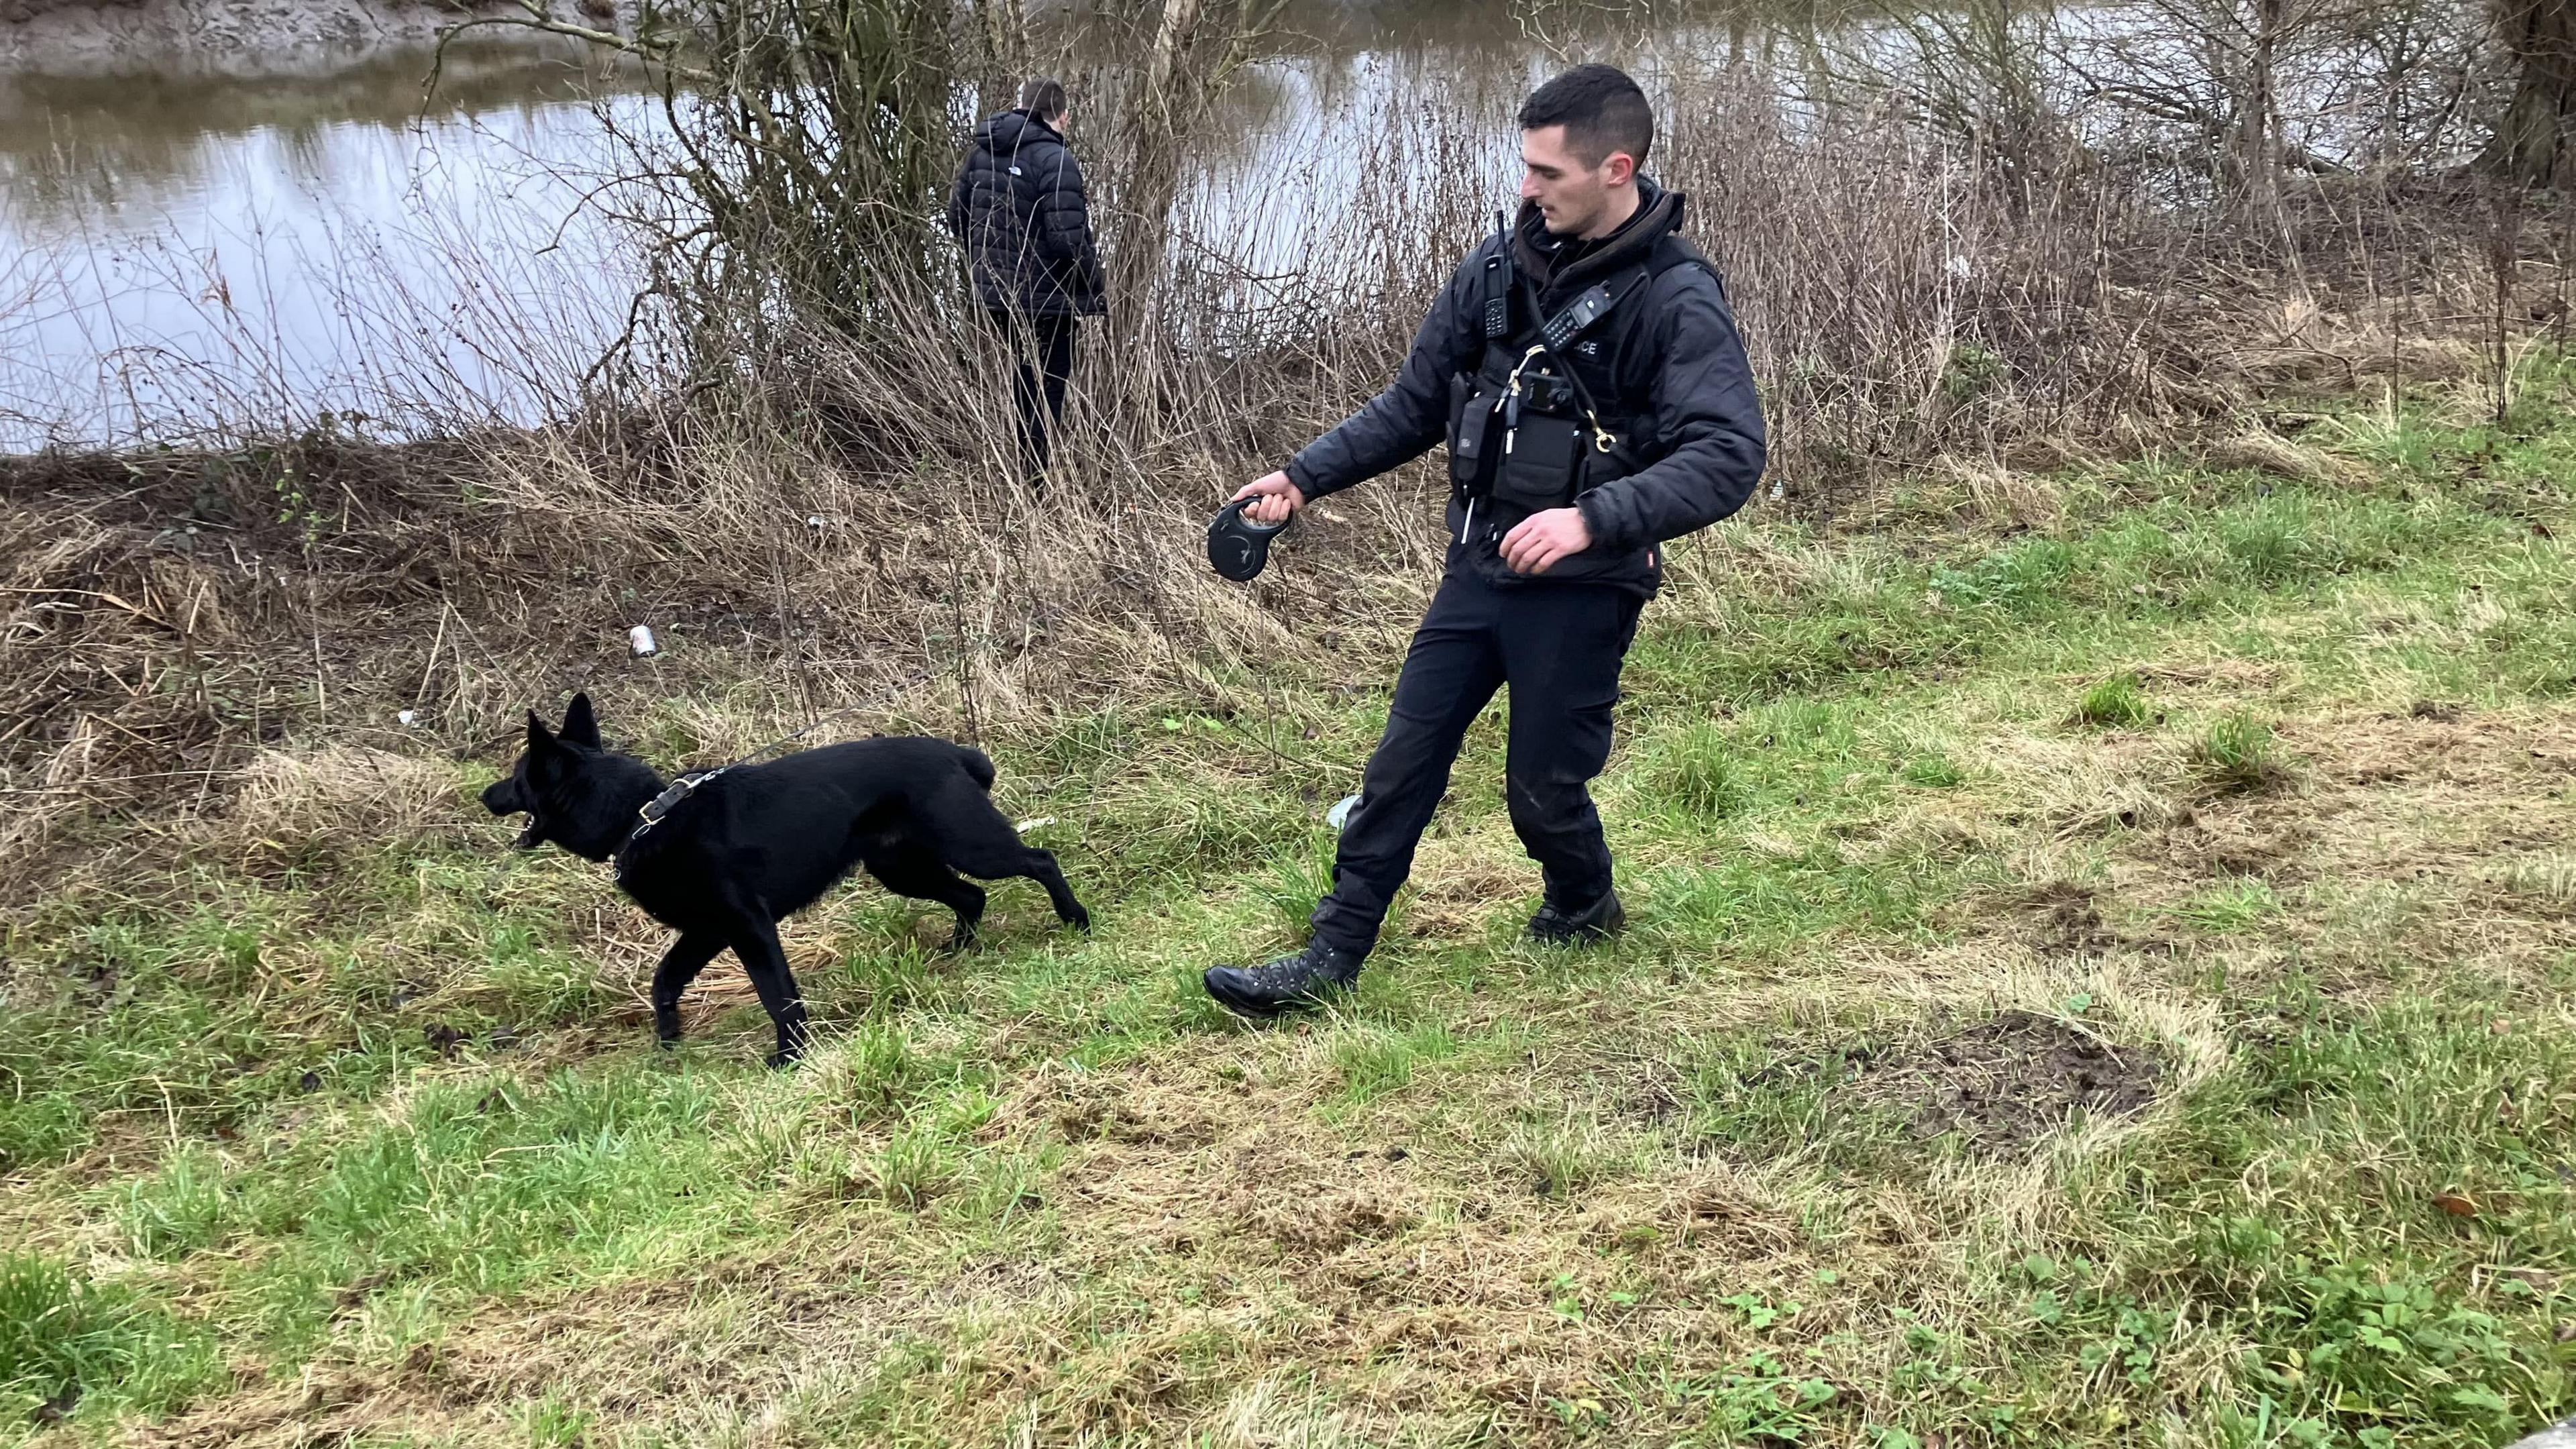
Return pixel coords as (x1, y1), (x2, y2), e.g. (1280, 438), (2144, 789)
(1862, 1010), (2167, 1152)
(2019, 881), (2118, 957)
(1250, 1188), (1421, 1252)
(1042, 1069), (1226, 1150)
(2159, 799), (2312, 881)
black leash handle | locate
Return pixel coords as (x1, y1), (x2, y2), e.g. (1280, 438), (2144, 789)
(1207, 496), (1295, 582)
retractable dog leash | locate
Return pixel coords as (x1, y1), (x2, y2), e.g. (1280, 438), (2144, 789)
(1206, 496), (1295, 582)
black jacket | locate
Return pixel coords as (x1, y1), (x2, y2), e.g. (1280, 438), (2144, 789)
(947, 111), (1106, 319)
(1287, 180), (1765, 594)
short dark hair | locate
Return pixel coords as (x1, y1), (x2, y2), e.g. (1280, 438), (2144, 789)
(1517, 64), (1654, 169)
(1018, 76), (1068, 121)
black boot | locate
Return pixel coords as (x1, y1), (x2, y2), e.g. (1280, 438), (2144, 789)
(1527, 888), (1626, 945)
(1202, 942), (1364, 1018)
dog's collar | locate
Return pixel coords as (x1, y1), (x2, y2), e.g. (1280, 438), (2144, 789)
(612, 767), (728, 879)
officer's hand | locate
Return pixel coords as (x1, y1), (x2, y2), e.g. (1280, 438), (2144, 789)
(1501, 506), (1593, 574)
(1232, 472), (1306, 526)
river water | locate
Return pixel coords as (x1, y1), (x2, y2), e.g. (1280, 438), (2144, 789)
(0, 6), (1565, 449)
(0, 40), (649, 445)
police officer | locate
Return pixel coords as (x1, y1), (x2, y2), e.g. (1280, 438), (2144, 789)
(1203, 64), (1767, 1018)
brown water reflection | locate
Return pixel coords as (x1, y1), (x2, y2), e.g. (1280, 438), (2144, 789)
(0, 39), (636, 226)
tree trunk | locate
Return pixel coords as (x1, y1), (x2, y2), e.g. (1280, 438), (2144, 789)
(2485, 0), (2576, 187)
(1111, 0), (1204, 304)
(1140, 0), (1204, 136)
(968, 0), (1028, 117)
(2240, 0), (2285, 214)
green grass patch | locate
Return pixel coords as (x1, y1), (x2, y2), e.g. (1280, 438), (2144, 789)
(2193, 711), (2285, 790)
(1639, 719), (1753, 818)
(0, 1252), (219, 1426)
(9, 377), (2576, 1444)
(2076, 672), (2153, 729)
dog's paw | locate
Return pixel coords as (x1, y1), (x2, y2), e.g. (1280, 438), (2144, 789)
(765, 1049), (804, 1071)
(945, 928), (981, 954)
(1067, 908), (1093, 933)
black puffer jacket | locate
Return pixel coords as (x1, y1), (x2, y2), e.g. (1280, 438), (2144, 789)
(947, 110), (1106, 318)
(1286, 180), (1765, 596)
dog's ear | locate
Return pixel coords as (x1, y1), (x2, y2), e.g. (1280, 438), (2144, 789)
(526, 709), (557, 753)
(561, 692), (601, 749)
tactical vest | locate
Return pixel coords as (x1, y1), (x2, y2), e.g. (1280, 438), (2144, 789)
(1445, 220), (1719, 522)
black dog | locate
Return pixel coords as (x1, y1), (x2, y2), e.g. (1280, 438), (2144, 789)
(481, 693), (1089, 1065)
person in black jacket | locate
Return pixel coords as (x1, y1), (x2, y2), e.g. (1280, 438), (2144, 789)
(948, 77), (1106, 486)
(1203, 64), (1768, 1018)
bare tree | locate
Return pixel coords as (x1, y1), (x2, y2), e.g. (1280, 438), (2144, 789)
(1108, 0), (1287, 303)
(437, 0), (960, 358)
(1802, 0), (2078, 207)
(2340, 0), (2497, 173)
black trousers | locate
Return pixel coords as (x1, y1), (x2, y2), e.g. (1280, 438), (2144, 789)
(1309, 570), (1644, 957)
(983, 309), (1076, 478)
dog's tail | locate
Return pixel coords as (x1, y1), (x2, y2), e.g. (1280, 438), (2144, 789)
(958, 745), (998, 792)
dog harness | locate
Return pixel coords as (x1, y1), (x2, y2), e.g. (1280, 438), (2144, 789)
(608, 665), (940, 882)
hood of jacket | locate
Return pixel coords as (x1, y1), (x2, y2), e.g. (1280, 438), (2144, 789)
(975, 109), (1065, 156)
(1512, 176), (1685, 296)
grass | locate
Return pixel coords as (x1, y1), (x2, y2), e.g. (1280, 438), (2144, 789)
(2076, 673), (2153, 729)
(0, 1253), (215, 1426)
(5, 378), (2576, 1445)
(2193, 712), (2284, 792)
